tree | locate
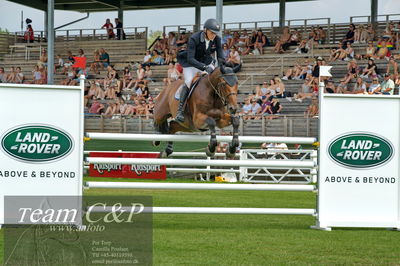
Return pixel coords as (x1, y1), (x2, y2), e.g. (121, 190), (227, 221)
(147, 30), (162, 48)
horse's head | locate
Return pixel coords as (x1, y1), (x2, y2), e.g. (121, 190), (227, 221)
(211, 63), (240, 115)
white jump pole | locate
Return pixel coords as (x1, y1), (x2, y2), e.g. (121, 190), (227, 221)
(86, 157), (316, 169)
(84, 151), (240, 158)
(86, 182), (315, 192)
(86, 133), (317, 145)
(88, 206), (316, 215)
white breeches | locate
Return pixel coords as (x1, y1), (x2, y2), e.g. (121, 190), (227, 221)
(183, 64), (215, 88)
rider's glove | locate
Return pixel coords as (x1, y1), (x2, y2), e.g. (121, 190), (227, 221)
(204, 65), (214, 74)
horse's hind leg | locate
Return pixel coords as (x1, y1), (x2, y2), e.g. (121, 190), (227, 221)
(205, 117), (217, 158)
(160, 121), (190, 158)
(153, 118), (169, 147)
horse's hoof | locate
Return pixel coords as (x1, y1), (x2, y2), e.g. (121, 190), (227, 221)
(153, 141), (161, 147)
(225, 150), (236, 159)
(159, 151), (168, 158)
(205, 145), (215, 158)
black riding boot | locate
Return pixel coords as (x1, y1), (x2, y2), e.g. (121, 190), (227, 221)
(175, 85), (189, 123)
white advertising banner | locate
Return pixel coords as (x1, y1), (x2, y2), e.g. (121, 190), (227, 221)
(318, 94), (400, 230)
(0, 81), (84, 225)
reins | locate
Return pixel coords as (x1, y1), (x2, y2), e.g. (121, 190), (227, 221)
(207, 72), (236, 106)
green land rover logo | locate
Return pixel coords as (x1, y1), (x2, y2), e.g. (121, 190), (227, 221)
(1, 125), (74, 163)
(328, 132), (394, 169)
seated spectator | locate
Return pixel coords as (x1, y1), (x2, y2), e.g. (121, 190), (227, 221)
(267, 79), (277, 97)
(231, 31), (241, 48)
(55, 54), (64, 73)
(342, 23), (355, 48)
(369, 77), (381, 94)
(222, 30), (233, 48)
(317, 27), (326, 44)
(328, 43), (345, 61)
(60, 66), (77, 86)
(274, 77), (289, 99)
(143, 65), (154, 85)
(39, 66), (47, 84)
(294, 36), (310, 54)
(309, 27), (320, 45)
(6, 67), (16, 83)
(243, 31), (257, 55)
(77, 48), (85, 58)
(239, 98), (252, 118)
(259, 96), (272, 115)
(341, 60), (360, 84)
(363, 41), (376, 59)
(105, 84), (118, 100)
(38, 49), (48, 68)
(101, 18), (115, 39)
(122, 67), (133, 90)
(376, 37), (394, 59)
(226, 46), (241, 67)
(149, 50), (164, 65)
(135, 81), (150, 100)
(266, 97), (282, 118)
(353, 77), (367, 94)
(167, 32), (177, 52)
(343, 42), (355, 61)
(99, 48), (110, 68)
(32, 65), (42, 84)
(163, 62), (180, 87)
(311, 57), (323, 80)
(102, 102), (119, 118)
(336, 81), (348, 93)
(222, 44), (230, 60)
(386, 56), (398, 80)
(274, 27), (291, 53)
(14, 67), (24, 84)
(0, 67), (7, 83)
(366, 24), (375, 41)
(236, 30), (249, 54)
(176, 32), (188, 48)
(254, 29), (268, 55)
(85, 82), (99, 106)
(282, 61), (303, 80)
(294, 78), (314, 102)
(143, 50), (152, 64)
(305, 98), (319, 118)
(354, 24), (368, 43)
(361, 58), (378, 78)
(378, 73), (395, 95)
(325, 80), (336, 93)
(89, 97), (105, 114)
(90, 49), (101, 74)
(130, 63), (145, 88)
(103, 65), (118, 88)
(163, 48), (171, 65)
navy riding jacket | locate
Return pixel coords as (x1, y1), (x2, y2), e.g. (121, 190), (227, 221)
(178, 31), (224, 70)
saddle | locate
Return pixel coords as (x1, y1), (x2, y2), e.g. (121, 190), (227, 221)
(174, 73), (204, 101)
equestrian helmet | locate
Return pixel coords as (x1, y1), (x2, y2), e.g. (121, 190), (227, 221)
(203, 18), (220, 34)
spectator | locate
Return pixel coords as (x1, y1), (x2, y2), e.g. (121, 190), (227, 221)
(354, 24), (368, 43)
(60, 66), (77, 86)
(305, 98), (319, 118)
(24, 24), (34, 43)
(259, 96), (272, 115)
(55, 54), (64, 73)
(369, 77), (381, 94)
(274, 77), (289, 99)
(294, 78), (314, 102)
(103, 65), (118, 89)
(105, 84), (118, 100)
(115, 18), (126, 40)
(239, 98), (252, 118)
(254, 29), (268, 55)
(122, 66), (133, 90)
(311, 57), (323, 81)
(63, 50), (75, 73)
(318, 27), (326, 44)
(328, 43), (345, 61)
(135, 81), (150, 100)
(386, 56), (398, 80)
(226, 46), (241, 67)
(360, 58), (378, 78)
(222, 44), (230, 60)
(90, 49), (102, 74)
(237, 30), (249, 54)
(163, 62), (180, 87)
(324, 80), (336, 93)
(77, 49), (85, 58)
(176, 32), (188, 48)
(341, 59), (360, 84)
(38, 49), (48, 68)
(282, 61), (303, 80)
(243, 31), (257, 55)
(167, 32), (177, 52)
(32, 65), (42, 84)
(379, 74), (395, 95)
(353, 77), (367, 94)
(102, 102), (119, 118)
(99, 48), (110, 68)
(102, 19), (115, 39)
(131, 63), (145, 88)
(274, 26), (291, 53)
(143, 65), (154, 84)
(363, 41), (376, 59)
(0, 67), (7, 83)
(342, 24), (355, 48)
(266, 79), (277, 97)
(39, 66), (47, 84)
(89, 98), (105, 114)
(293, 36), (310, 54)
(149, 50), (164, 65)
(222, 30), (233, 48)
(366, 24), (376, 42)
(6, 67), (16, 83)
(14, 67), (24, 84)
(162, 48), (171, 64)
(376, 38), (393, 59)
(336, 81), (348, 94)
(343, 42), (355, 61)
(84, 82), (98, 106)
(231, 31), (241, 48)
(267, 97), (282, 117)
(143, 50), (152, 64)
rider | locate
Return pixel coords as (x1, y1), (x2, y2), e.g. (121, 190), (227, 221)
(175, 18), (225, 122)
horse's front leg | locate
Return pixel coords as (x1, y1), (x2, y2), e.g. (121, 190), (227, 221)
(227, 115), (240, 158)
(205, 117), (217, 158)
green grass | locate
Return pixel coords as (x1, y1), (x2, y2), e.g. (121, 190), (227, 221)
(1, 141), (400, 265)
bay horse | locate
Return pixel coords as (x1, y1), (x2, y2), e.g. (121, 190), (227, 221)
(153, 64), (241, 158)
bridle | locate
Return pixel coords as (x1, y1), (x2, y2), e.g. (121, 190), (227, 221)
(207, 73), (237, 106)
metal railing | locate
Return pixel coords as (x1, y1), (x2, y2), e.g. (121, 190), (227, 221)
(350, 14), (400, 24)
(10, 26), (148, 43)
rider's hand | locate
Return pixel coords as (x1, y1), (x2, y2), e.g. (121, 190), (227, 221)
(204, 65), (214, 74)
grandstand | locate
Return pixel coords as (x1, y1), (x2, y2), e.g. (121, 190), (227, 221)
(0, 12), (399, 137)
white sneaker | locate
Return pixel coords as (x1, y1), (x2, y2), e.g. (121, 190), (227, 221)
(297, 50), (302, 54)
(294, 48), (299, 52)
(295, 98), (303, 102)
(286, 97), (292, 102)
(282, 76), (288, 80)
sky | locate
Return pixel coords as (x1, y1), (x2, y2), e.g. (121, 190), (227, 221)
(0, 0), (399, 33)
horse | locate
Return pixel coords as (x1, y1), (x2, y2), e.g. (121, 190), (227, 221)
(153, 64), (241, 158)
